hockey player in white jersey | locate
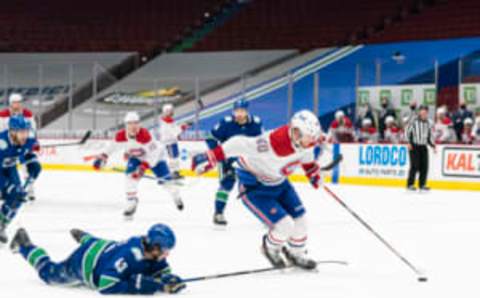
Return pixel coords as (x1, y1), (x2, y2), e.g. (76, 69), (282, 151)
(192, 110), (323, 270)
(90, 112), (183, 218)
(157, 104), (190, 179)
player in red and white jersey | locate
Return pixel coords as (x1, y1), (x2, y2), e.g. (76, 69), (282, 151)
(91, 112), (183, 218)
(156, 104), (191, 179)
(461, 118), (474, 144)
(0, 93), (36, 132)
(357, 118), (378, 143)
(434, 107), (456, 144)
(383, 116), (404, 144)
(0, 93), (38, 200)
(327, 110), (355, 143)
(192, 110), (324, 270)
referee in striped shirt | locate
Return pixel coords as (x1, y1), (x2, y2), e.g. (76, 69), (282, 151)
(405, 105), (437, 191)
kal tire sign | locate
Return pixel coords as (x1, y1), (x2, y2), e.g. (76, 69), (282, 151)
(442, 147), (480, 178)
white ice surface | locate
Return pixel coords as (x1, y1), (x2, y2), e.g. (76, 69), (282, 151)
(0, 170), (479, 298)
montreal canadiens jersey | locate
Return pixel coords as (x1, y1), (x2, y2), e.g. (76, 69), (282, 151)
(207, 114), (263, 149)
(0, 130), (38, 168)
(219, 125), (316, 186)
(104, 128), (164, 166)
(157, 116), (183, 145)
(0, 108), (36, 133)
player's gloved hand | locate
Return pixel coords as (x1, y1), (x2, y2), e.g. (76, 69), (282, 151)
(302, 162), (322, 189)
(191, 152), (216, 175)
(93, 153), (108, 170)
(158, 274), (186, 294)
(131, 161), (150, 180)
(6, 182), (27, 202)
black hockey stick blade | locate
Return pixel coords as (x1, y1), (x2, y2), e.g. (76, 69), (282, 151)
(183, 260), (348, 283)
(320, 153), (343, 171)
(79, 130), (92, 145)
(41, 130), (92, 148)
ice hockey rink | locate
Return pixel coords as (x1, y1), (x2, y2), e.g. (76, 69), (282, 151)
(0, 170), (479, 298)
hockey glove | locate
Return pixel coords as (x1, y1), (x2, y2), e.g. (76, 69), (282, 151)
(158, 274), (186, 294)
(6, 182), (27, 202)
(191, 146), (226, 175)
(131, 161), (150, 180)
(93, 154), (108, 170)
(302, 162), (322, 189)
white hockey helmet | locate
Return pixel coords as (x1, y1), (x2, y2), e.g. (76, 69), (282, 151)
(464, 117), (474, 126)
(335, 110), (345, 120)
(436, 106), (447, 116)
(9, 93), (23, 105)
(290, 110), (322, 141)
(162, 103), (174, 114)
(124, 111), (140, 123)
(362, 118), (372, 126)
(385, 115), (395, 125)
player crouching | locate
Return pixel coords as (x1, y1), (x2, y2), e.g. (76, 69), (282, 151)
(0, 116), (41, 243)
(192, 110), (323, 270)
(91, 112), (183, 219)
(10, 223), (186, 295)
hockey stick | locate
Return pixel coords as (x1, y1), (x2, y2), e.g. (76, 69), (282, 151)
(111, 167), (184, 186)
(320, 153), (343, 171)
(323, 185), (427, 281)
(183, 260), (348, 283)
(42, 131), (92, 149)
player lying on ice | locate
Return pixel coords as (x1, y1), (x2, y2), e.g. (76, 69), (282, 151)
(0, 115), (41, 243)
(10, 223), (186, 295)
(192, 110), (323, 270)
(91, 111), (184, 218)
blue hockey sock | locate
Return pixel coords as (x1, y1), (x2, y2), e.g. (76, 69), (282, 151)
(215, 190), (229, 214)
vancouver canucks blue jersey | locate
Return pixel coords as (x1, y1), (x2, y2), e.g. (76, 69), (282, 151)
(0, 130), (38, 168)
(206, 115), (263, 149)
(77, 236), (171, 294)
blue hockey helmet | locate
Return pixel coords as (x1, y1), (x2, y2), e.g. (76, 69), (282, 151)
(9, 115), (31, 131)
(233, 99), (249, 111)
(146, 223), (176, 250)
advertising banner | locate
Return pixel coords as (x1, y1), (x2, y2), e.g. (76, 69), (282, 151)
(458, 83), (480, 114)
(441, 146), (480, 178)
(357, 84), (437, 119)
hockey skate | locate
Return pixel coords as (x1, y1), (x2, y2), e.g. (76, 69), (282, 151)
(213, 213), (228, 226)
(70, 228), (88, 244)
(27, 187), (36, 201)
(0, 221), (7, 244)
(282, 246), (317, 270)
(419, 186), (431, 193)
(123, 197), (139, 219)
(261, 235), (287, 268)
(171, 171), (184, 180)
(406, 186), (417, 192)
(10, 228), (32, 253)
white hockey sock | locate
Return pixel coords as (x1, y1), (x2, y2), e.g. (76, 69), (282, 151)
(266, 216), (295, 251)
(287, 215), (308, 255)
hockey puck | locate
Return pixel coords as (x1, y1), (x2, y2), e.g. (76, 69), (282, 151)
(418, 276), (428, 282)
